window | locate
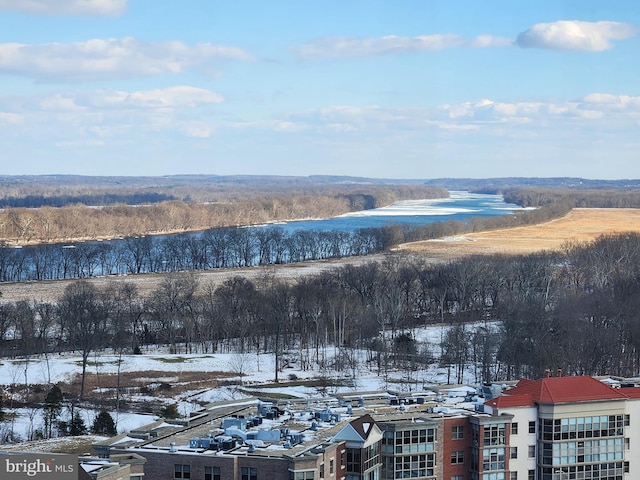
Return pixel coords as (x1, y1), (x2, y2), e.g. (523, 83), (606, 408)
(511, 423), (518, 435)
(484, 423), (507, 446)
(452, 476), (464, 480)
(393, 453), (434, 478)
(528, 421), (536, 434)
(330, 459), (334, 474)
(510, 446), (518, 459)
(292, 472), (314, 480)
(452, 425), (464, 440)
(451, 450), (464, 464)
(205, 466), (220, 480)
(527, 470), (534, 480)
(320, 463), (324, 478)
(528, 445), (536, 458)
(241, 467), (257, 480)
(510, 473), (517, 480)
(483, 448), (505, 471)
(174, 464), (191, 479)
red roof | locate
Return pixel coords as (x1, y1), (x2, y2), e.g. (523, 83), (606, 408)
(486, 393), (535, 409)
(495, 376), (629, 407)
(620, 386), (640, 399)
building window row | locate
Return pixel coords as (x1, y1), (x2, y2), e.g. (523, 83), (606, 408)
(482, 448), (506, 471)
(392, 453), (435, 478)
(291, 472), (315, 480)
(484, 423), (507, 446)
(512, 422), (536, 435)
(482, 473), (505, 480)
(383, 428), (436, 455)
(541, 461), (628, 480)
(540, 416), (626, 441)
(541, 438), (625, 466)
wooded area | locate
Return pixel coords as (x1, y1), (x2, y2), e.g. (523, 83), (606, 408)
(0, 181), (446, 245)
(1, 232), (640, 400)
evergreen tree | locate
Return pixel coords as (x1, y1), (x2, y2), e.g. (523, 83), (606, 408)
(60, 411), (88, 436)
(158, 403), (180, 419)
(43, 385), (63, 439)
(92, 410), (117, 436)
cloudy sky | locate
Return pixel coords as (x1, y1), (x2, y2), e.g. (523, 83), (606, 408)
(0, 0), (638, 179)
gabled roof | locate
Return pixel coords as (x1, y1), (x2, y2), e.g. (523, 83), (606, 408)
(496, 376), (629, 406)
(331, 413), (382, 446)
(349, 414), (378, 441)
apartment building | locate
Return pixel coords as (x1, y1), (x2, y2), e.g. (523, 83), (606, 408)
(483, 373), (640, 480)
(93, 376), (640, 480)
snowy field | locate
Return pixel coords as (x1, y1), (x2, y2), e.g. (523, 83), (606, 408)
(0, 321), (493, 445)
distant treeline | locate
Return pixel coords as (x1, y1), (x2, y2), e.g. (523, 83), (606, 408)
(501, 188), (640, 208)
(0, 193), (177, 208)
(0, 185), (447, 245)
(423, 177), (640, 191)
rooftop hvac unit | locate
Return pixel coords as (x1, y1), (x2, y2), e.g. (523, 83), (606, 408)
(189, 438), (212, 449)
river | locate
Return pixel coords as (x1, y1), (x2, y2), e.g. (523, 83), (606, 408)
(0, 191), (523, 283)
(258, 191), (523, 233)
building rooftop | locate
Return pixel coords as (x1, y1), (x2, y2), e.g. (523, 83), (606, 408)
(96, 387), (485, 460)
(486, 375), (634, 409)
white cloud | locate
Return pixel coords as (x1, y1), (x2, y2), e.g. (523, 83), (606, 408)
(99, 86), (224, 108)
(516, 20), (637, 51)
(181, 123), (217, 138)
(288, 93), (640, 135)
(582, 93), (640, 108)
(55, 139), (105, 148)
(0, 37), (255, 82)
(294, 33), (512, 58)
(0, 0), (127, 16)
(2, 90), (639, 154)
(469, 35), (514, 48)
(34, 86), (224, 111)
(0, 112), (24, 125)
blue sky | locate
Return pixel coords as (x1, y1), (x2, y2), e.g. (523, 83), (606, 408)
(0, 0), (638, 179)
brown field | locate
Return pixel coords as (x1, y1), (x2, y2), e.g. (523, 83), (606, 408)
(2, 208), (640, 303)
(398, 208), (640, 258)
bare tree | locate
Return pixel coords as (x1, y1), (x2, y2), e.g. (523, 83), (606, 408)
(57, 280), (109, 400)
